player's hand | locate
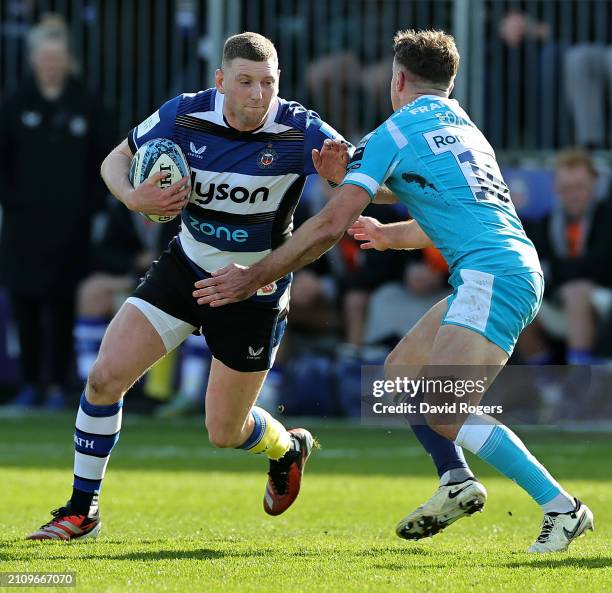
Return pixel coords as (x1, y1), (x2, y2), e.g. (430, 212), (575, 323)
(192, 263), (258, 307)
(347, 216), (390, 251)
(126, 173), (191, 216)
(312, 139), (349, 185)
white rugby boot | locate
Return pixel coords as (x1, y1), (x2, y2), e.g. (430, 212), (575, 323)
(528, 498), (594, 553)
(396, 478), (487, 540)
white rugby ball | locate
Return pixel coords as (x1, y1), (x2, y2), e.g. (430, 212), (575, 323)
(128, 138), (191, 223)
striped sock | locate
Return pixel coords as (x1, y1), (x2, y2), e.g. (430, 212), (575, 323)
(71, 393), (122, 513)
(456, 415), (574, 512)
(237, 406), (291, 460)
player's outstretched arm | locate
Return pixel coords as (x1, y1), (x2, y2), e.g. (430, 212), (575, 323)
(348, 216), (434, 250)
(193, 184), (372, 307)
(100, 138), (190, 216)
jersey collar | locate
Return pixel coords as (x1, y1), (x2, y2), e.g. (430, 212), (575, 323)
(214, 90), (279, 133)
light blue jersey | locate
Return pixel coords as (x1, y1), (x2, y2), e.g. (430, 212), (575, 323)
(343, 95), (543, 355)
(343, 95), (541, 277)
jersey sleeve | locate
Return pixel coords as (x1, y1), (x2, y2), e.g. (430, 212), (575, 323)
(127, 95), (181, 154)
(302, 112), (352, 175)
(342, 123), (401, 200)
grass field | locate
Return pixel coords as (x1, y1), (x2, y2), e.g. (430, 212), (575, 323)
(1, 413), (611, 593)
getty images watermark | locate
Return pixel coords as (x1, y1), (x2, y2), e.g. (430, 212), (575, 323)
(370, 375), (503, 417)
(359, 364), (612, 426)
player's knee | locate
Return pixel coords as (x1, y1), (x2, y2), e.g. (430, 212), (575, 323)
(87, 359), (126, 404)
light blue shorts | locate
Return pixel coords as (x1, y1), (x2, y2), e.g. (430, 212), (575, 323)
(442, 269), (544, 355)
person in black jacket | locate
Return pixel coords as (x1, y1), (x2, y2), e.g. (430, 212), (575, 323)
(518, 149), (612, 365)
(0, 15), (113, 409)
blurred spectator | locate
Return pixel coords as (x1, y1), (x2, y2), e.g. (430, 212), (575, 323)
(485, 9), (564, 149)
(286, 178), (357, 342)
(306, 51), (362, 139)
(518, 149), (612, 365)
(341, 205), (416, 347)
(564, 44), (612, 149)
(285, 179), (411, 351)
(360, 247), (451, 348)
(304, 1), (393, 140)
(498, 10), (550, 49)
(0, 14), (113, 409)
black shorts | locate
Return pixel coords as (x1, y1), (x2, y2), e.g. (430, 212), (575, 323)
(132, 238), (288, 372)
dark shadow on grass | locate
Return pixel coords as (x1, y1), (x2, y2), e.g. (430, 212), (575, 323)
(97, 548), (270, 561)
(505, 557), (612, 569)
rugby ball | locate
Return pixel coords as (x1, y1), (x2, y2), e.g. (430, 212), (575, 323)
(128, 138), (190, 223)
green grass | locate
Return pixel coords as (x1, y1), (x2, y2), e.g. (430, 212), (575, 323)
(1, 414), (611, 593)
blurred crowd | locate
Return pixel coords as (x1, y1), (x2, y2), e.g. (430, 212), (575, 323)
(1, 7), (612, 418)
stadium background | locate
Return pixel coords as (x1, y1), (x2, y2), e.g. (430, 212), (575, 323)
(1, 2), (611, 592)
(1, 0), (612, 412)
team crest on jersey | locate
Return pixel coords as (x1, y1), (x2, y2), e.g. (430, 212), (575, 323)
(257, 282), (277, 296)
(257, 145), (277, 169)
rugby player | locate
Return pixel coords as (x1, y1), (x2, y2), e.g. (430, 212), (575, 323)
(193, 30), (594, 553)
(27, 32), (349, 540)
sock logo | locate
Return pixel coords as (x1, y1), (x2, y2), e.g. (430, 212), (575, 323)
(74, 434), (95, 449)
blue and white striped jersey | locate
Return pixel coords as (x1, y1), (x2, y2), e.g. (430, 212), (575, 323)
(128, 89), (343, 277)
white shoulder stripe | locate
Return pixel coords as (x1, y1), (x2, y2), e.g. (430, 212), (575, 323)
(386, 118), (408, 148)
(188, 111), (225, 126)
(344, 172), (380, 195)
(255, 122), (293, 134)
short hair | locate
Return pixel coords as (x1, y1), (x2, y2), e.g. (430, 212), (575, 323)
(555, 149), (598, 177)
(222, 32), (278, 66)
(393, 29), (459, 87)
(27, 13), (69, 56)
